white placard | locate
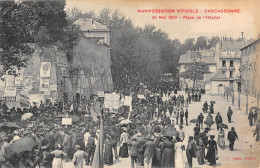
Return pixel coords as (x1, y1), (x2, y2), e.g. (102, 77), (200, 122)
(137, 94), (145, 99)
(104, 93), (120, 109)
(124, 96), (132, 106)
(4, 88), (16, 97)
(40, 62), (51, 77)
(98, 91), (105, 97)
(15, 77), (22, 86)
(62, 118), (72, 125)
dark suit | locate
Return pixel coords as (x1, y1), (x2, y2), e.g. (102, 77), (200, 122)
(129, 140), (140, 168)
(143, 140), (156, 168)
(186, 140), (197, 168)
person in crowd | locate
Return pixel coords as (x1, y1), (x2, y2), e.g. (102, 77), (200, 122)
(186, 136), (196, 168)
(253, 109), (258, 125)
(227, 107), (233, 123)
(161, 136), (175, 167)
(175, 108), (180, 125)
(104, 134), (113, 165)
(210, 101), (214, 114)
(129, 137), (140, 168)
(51, 144), (67, 168)
(203, 101), (208, 113)
(72, 145), (88, 168)
(119, 127), (129, 158)
(215, 112), (223, 130)
(180, 108), (184, 125)
(193, 124), (200, 143)
(143, 135), (155, 168)
(86, 131), (96, 166)
(206, 135), (218, 166)
(197, 113), (204, 130)
(185, 109), (189, 126)
(218, 127), (225, 149)
(248, 110), (254, 126)
(197, 137), (205, 165)
(227, 127), (239, 151)
(205, 113), (214, 130)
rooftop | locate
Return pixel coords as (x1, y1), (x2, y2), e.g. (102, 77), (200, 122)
(74, 18), (109, 32)
(210, 72), (230, 81)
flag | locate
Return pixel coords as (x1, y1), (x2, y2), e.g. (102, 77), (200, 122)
(70, 104), (73, 112)
(90, 107), (98, 122)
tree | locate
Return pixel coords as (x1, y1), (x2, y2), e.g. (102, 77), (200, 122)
(180, 61), (210, 87)
(0, 0), (71, 79)
(195, 36), (207, 50)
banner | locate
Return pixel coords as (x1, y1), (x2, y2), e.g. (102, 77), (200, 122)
(104, 93), (120, 109)
(39, 78), (50, 91)
(40, 62), (51, 77)
(4, 88), (16, 97)
(22, 76), (33, 91)
(19, 94), (30, 107)
(62, 118), (72, 125)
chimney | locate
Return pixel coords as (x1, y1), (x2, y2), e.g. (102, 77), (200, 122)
(241, 32), (244, 39)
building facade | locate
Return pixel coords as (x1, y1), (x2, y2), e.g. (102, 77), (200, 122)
(178, 48), (216, 89)
(210, 41), (246, 94)
(240, 39), (260, 98)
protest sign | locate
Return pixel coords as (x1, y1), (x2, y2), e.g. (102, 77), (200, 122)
(104, 93), (120, 109)
(137, 94), (146, 99)
(39, 78), (50, 91)
(124, 96), (132, 106)
(98, 91), (105, 97)
(4, 88), (16, 97)
(62, 118), (72, 125)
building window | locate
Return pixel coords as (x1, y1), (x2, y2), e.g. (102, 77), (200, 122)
(230, 60), (234, 67)
(229, 71), (233, 78)
(222, 71), (226, 74)
(222, 60), (226, 67)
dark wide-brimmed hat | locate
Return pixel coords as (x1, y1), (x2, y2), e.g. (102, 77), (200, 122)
(231, 127), (235, 130)
(210, 135), (215, 139)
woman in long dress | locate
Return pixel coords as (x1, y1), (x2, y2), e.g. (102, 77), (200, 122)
(197, 138), (205, 165)
(217, 127), (225, 149)
(161, 136), (175, 167)
(205, 113), (214, 129)
(51, 144), (67, 168)
(119, 128), (129, 158)
(104, 135), (113, 165)
(174, 141), (184, 168)
(206, 135), (218, 166)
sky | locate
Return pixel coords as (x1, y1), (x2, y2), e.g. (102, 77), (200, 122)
(65, 0), (260, 42)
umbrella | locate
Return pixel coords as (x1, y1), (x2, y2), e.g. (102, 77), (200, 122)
(218, 123), (228, 129)
(164, 129), (179, 137)
(0, 122), (19, 130)
(6, 137), (37, 154)
(21, 113), (33, 121)
(190, 119), (199, 124)
(210, 101), (216, 104)
(119, 119), (132, 125)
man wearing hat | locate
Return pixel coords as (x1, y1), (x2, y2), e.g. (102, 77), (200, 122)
(143, 135), (155, 168)
(227, 127), (238, 151)
(72, 145), (88, 168)
(186, 136), (196, 168)
(129, 137), (140, 168)
(215, 112), (223, 130)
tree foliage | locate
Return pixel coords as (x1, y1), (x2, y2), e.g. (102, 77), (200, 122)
(179, 61), (210, 87)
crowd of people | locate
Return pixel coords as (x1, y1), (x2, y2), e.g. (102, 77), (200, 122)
(0, 83), (257, 168)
